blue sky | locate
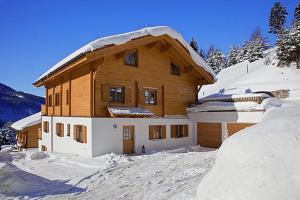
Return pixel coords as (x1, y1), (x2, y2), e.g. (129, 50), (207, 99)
(0, 0), (298, 96)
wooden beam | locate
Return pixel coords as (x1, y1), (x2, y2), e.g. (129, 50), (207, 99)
(146, 41), (157, 49)
(182, 65), (193, 73)
(162, 85), (165, 117)
(52, 87), (55, 116)
(68, 73), (71, 116)
(45, 87), (48, 116)
(115, 51), (125, 60)
(60, 81), (62, 116)
(90, 65), (94, 117)
(160, 40), (172, 52)
(135, 81), (139, 107)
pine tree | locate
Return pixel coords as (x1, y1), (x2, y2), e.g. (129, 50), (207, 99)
(294, 1), (300, 25)
(248, 27), (270, 62)
(206, 46), (226, 73)
(190, 38), (199, 53)
(198, 48), (207, 60)
(269, 2), (288, 35)
(237, 41), (250, 62)
(0, 123), (16, 150)
(227, 46), (241, 67)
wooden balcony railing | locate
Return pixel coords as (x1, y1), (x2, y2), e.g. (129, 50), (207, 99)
(41, 104), (46, 115)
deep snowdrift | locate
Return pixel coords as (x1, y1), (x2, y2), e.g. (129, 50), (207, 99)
(200, 49), (300, 101)
(197, 103), (300, 200)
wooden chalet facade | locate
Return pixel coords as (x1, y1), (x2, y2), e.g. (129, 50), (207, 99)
(35, 33), (213, 118)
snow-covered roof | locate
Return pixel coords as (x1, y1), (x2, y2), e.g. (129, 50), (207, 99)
(11, 112), (41, 130)
(108, 107), (154, 117)
(201, 92), (271, 103)
(35, 26), (215, 83)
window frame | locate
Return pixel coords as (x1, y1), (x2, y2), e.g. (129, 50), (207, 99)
(123, 50), (138, 67)
(43, 121), (49, 133)
(149, 125), (166, 140)
(170, 62), (181, 76)
(56, 123), (64, 137)
(144, 89), (157, 105)
(55, 93), (60, 106)
(67, 124), (70, 137)
(48, 95), (53, 107)
(109, 86), (125, 103)
(74, 125), (87, 143)
(171, 124), (189, 138)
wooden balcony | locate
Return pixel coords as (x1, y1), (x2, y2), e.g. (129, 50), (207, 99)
(41, 104), (47, 115)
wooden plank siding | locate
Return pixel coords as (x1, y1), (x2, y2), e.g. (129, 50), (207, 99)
(227, 123), (255, 137)
(40, 35), (211, 117)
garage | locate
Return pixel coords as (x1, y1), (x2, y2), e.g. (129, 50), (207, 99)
(197, 122), (222, 148)
(227, 123), (255, 137)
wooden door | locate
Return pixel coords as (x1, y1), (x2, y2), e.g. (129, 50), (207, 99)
(227, 123), (255, 137)
(197, 122), (222, 148)
(123, 126), (135, 154)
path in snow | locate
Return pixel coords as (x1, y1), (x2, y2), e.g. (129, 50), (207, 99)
(0, 147), (216, 200)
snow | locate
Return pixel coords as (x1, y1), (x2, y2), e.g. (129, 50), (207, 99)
(108, 106), (154, 116)
(10, 112), (41, 130)
(200, 92), (270, 102)
(197, 101), (300, 200)
(0, 146), (216, 199)
(200, 48), (300, 101)
(36, 26), (215, 82)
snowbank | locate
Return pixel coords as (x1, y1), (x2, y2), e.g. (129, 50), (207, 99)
(29, 152), (48, 160)
(36, 26), (215, 82)
(197, 103), (300, 200)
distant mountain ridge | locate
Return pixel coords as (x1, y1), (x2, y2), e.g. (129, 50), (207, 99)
(0, 83), (44, 128)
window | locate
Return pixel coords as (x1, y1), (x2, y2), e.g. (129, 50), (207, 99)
(74, 125), (87, 143)
(67, 124), (70, 137)
(171, 125), (188, 138)
(149, 125), (166, 140)
(48, 95), (53, 107)
(38, 128), (42, 140)
(170, 62), (181, 76)
(124, 50), (137, 66)
(43, 121), (49, 133)
(56, 123), (64, 137)
(55, 93), (60, 106)
(66, 89), (69, 105)
(144, 89), (157, 105)
(109, 87), (124, 103)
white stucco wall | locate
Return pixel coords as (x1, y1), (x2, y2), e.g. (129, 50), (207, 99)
(187, 111), (265, 123)
(91, 118), (194, 157)
(39, 116), (93, 157)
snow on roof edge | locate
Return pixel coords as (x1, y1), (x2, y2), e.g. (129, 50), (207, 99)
(11, 112), (41, 130)
(35, 26), (215, 83)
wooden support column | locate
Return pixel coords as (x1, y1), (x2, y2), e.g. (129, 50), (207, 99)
(60, 82), (62, 116)
(68, 74), (71, 116)
(45, 87), (48, 115)
(162, 85), (165, 117)
(90, 65), (94, 117)
(52, 86), (55, 116)
(135, 81), (139, 107)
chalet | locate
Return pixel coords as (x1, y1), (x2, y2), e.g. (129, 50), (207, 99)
(11, 112), (41, 150)
(33, 26), (217, 157)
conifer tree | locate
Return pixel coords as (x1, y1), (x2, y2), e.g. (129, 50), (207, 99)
(227, 46), (241, 67)
(206, 46), (226, 73)
(237, 41), (250, 62)
(198, 48), (207, 60)
(190, 38), (199, 53)
(269, 2), (288, 35)
(294, 1), (300, 25)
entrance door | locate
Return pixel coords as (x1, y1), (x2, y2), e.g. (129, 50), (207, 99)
(123, 126), (135, 154)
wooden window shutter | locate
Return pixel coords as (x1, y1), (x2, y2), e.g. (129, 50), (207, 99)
(125, 86), (131, 105)
(139, 88), (145, 106)
(184, 125), (189, 137)
(162, 125), (166, 139)
(73, 125), (77, 141)
(149, 126), (154, 140)
(101, 83), (109, 103)
(61, 124), (64, 137)
(171, 125), (177, 138)
(82, 126), (87, 143)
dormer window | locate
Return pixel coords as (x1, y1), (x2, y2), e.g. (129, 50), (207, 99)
(170, 62), (181, 76)
(124, 50), (137, 67)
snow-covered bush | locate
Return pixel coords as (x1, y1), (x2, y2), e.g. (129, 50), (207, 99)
(197, 106), (300, 200)
(0, 123), (16, 150)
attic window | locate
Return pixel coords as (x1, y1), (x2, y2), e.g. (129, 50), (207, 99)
(170, 62), (181, 76)
(124, 50), (137, 67)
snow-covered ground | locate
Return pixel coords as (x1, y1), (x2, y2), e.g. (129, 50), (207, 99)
(0, 146), (216, 200)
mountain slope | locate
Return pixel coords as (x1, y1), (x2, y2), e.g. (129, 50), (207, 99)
(200, 49), (300, 101)
(0, 83), (44, 127)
